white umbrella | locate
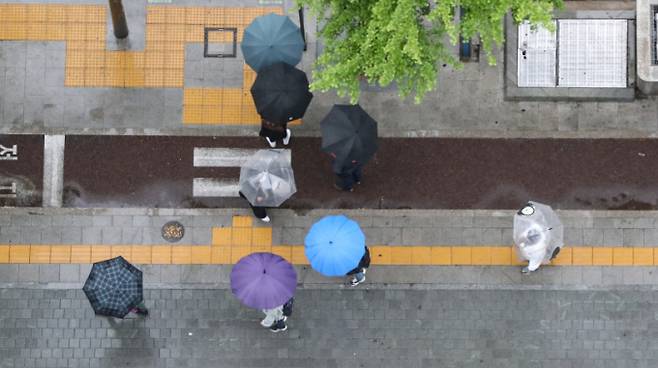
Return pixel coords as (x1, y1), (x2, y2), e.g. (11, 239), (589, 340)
(513, 201), (564, 271)
(239, 149), (296, 207)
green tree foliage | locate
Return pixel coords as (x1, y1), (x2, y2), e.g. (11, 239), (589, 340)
(296, 0), (561, 103)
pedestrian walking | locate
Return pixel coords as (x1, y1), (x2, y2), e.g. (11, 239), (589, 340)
(260, 119), (291, 148)
(261, 304), (288, 332)
(513, 202), (564, 274)
(130, 301), (149, 316)
(230, 253), (297, 334)
(239, 190), (270, 222)
(332, 155), (362, 192)
(346, 246), (370, 286)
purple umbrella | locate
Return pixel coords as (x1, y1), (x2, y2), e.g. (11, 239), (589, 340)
(230, 252), (297, 309)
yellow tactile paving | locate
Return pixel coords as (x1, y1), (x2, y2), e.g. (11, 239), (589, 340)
(592, 248), (613, 266)
(171, 246), (192, 264)
(572, 247), (593, 266)
(0, 3), (287, 125)
(371, 246), (391, 265)
(191, 246), (211, 264)
(30, 245), (51, 264)
(0, 245), (9, 263)
(70, 245), (91, 264)
(50, 245), (72, 263)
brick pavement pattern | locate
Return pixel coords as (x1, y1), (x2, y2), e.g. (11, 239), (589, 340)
(0, 288), (656, 368)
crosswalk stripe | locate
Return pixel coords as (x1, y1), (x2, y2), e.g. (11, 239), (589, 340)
(192, 178), (240, 197)
(193, 148), (291, 167)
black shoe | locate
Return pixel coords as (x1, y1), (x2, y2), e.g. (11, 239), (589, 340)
(134, 308), (149, 316)
(270, 324), (288, 333)
(333, 183), (353, 192)
(550, 247), (561, 260)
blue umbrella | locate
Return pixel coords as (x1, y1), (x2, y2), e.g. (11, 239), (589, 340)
(304, 215), (366, 276)
(83, 256), (143, 318)
(241, 13), (304, 72)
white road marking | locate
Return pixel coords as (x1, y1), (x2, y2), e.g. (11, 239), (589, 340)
(43, 135), (65, 207)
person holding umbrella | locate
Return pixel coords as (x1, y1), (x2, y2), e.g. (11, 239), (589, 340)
(239, 149), (297, 222)
(304, 215), (368, 286)
(231, 252), (297, 333)
(513, 201), (564, 273)
(321, 104), (378, 192)
(251, 63), (313, 148)
(83, 256), (148, 318)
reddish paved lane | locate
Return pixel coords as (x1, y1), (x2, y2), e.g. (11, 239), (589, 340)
(58, 135), (658, 210)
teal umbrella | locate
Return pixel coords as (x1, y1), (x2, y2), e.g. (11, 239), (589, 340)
(241, 13), (304, 72)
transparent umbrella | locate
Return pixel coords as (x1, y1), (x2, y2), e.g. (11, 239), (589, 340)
(513, 201), (564, 271)
(239, 149), (296, 207)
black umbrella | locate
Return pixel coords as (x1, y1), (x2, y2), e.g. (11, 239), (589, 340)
(321, 104), (378, 171)
(250, 62), (313, 125)
(83, 256), (143, 318)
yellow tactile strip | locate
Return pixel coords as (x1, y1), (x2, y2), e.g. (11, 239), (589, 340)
(0, 4), (287, 125)
(0, 216), (657, 266)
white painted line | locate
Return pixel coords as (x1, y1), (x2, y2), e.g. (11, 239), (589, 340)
(42, 135), (65, 207)
(192, 178), (240, 197)
(193, 148), (291, 167)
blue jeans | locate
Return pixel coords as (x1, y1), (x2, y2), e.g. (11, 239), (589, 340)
(335, 165), (363, 191)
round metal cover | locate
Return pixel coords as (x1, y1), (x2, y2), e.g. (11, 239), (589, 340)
(162, 221), (184, 242)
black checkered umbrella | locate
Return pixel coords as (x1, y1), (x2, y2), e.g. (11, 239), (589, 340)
(83, 256), (143, 318)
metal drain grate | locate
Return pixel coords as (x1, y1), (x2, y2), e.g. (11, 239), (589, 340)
(204, 27), (237, 58)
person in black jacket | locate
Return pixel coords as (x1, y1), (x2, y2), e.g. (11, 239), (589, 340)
(238, 191), (270, 223)
(346, 246), (370, 286)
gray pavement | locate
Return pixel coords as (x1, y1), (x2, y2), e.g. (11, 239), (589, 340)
(1, 287), (658, 368)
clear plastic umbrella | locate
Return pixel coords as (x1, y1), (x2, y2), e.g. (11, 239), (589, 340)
(513, 201), (564, 271)
(239, 149), (296, 207)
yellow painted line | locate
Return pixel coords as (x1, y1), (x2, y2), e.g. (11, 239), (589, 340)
(1, 215), (658, 267)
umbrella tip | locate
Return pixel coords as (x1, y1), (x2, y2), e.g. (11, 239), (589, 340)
(263, 269), (267, 274)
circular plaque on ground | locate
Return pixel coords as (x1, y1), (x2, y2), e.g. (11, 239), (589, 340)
(162, 221), (185, 242)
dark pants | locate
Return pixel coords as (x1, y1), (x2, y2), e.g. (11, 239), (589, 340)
(239, 191), (267, 219)
(335, 165), (363, 191)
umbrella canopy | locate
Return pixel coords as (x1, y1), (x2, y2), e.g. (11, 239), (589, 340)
(83, 256), (143, 318)
(231, 252), (297, 309)
(304, 215), (366, 276)
(513, 201), (564, 266)
(250, 62), (313, 125)
(241, 13), (304, 72)
(320, 104), (378, 173)
(239, 149), (296, 207)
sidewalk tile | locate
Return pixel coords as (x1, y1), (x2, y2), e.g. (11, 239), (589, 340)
(131, 246), (152, 264)
(571, 247), (593, 265)
(471, 247), (492, 265)
(592, 248), (613, 266)
(232, 216), (252, 228)
(633, 247), (653, 266)
(490, 247), (512, 265)
(390, 247), (411, 264)
(70, 245), (91, 263)
(252, 228), (272, 246)
(90, 246), (111, 263)
(431, 247), (451, 265)
(411, 246), (431, 265)
(9, 245), (30, 263)
(271, 246), (291, 262)
(190, 246), (211, 264)
(231, 246), (251, 263)
(370, 246), (391, 265)
(613, 248), (633, 266)
(0, 245), (9, 263)
(50, 245), (71, 263)
(211, 227), (231, 246)
(552, 248), (572, 265)
(171, 246), (192, 264)
(111, 246), (132, 261)
(30, 246), (51, 264)
(211, 246), (230, 264)
(291, 246), (308, 265)
(232, 227), (252, 246)
(451, 247), (471, 265)
(151, 245), (172, 264)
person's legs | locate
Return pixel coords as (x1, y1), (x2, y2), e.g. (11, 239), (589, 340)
(251, 206), (269, 222)
(334, 173), (354, 191)
(350, 269), (366, 286)
(352, 165), (363, 184)
(283, 128), (291, 145)
(269, 319), (287, 332)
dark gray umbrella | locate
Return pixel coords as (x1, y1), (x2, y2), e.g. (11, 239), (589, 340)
(320, 104), (378, 171)
(83, 256), (143, 318)
(250, 62), (313, 125)
(241, 13), (304, 72)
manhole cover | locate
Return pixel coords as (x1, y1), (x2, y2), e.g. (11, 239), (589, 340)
(162, 221), (185, 242)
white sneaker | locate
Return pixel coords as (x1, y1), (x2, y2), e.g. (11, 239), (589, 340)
(282, 129), (291, 145)
(265, 137), (276, 148)
(260, 216), (271, 223)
